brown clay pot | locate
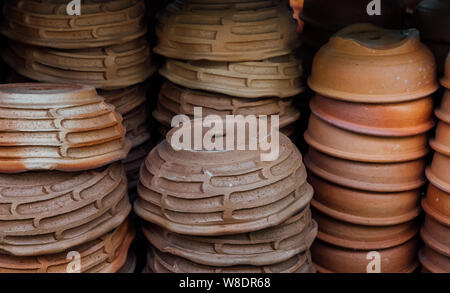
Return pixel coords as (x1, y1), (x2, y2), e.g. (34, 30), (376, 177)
(309, 173), (421, 226)
(117, 251), (137, 274)
(421, 215), (450, 257)
(0, 0), (147, 49)
(313, 209), (419, 250)
(308, 24), (438, 103)
(123, 106), (150, 148)
(413, 0), (450, 43)
(98, 84), (147, 116)
(426, 152), (450, 193)
(154, 0), (300, 61)
(304, 113), (430, 163)
(419, 245), (450, 273)
(423, 183), (450, 226)
(310, 94), (434, 137)
(442, 54), (450, 89)
(304, 148), (427, 192)
(123, 140), (152, 191)
(311, 237), (420, 273)
(0, 83), (131, 172)
(435, 89), (450, 123)
(430, 120), (450, 156)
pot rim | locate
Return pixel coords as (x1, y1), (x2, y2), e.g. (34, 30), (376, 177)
(420, 225), (450, 257)
(426, 166), (450, 194)
(422, 197), (450, 227)
(418, 246), (449, 274)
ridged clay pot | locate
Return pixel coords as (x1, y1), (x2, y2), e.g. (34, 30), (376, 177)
(123, 140), (152, 191)
(308, 173), (421, 226)
(419, 245), (450, 273)
(123, 106), (150, 148)
(304, 148), (427, 192)
(421, 215), (450, 257)
(153, 0), (300, 61)
(430, 120), (450, 157)
(0, 163), (131, 256)
(426, 152), (450, 193)
(304, 113), (429, 163)
(442, 53), (450, 89)
(423, 183), (450, 226)
(98, 84), (147, 116)
(310, 94), (434, 136)
(0, 83), (131, 173)
(308, 24), (438, 103)
(312, 238), (420, 273)
(0, 0), (147, 49)
(413, 0), (450, 43)
(435, 89), (450, 123)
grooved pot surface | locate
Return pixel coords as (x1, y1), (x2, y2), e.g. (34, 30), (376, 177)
(421, 215), (450, 257)
(98, 84), (147, 116)
(123, 105), (150, 148)
(423, 183), (450, 226)
(123, 140), (152, 191)
(435, 90), (450, 123)
(426, 152), (450, 193)
(430, 120), (450, 156)
(419, 245), (450, 273)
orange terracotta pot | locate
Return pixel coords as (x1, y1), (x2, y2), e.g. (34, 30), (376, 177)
(426, 152), (450, 193)
(309, 173), (421, 226)
(419, 245), (450, 273)
(421, 215), (450, 257)
(435, 89), (450, 124)
(312, 238), (420, 273)
(423, 183), (450, 227)
(430, 120), (450, 156)
(308, 24), (438, 103)
(413, 0), (450, 43)
(304, 113), (429, 163)
(304, 148), (427, 192)
(310, 94), (434, 136)
(441, 53), (450, 89)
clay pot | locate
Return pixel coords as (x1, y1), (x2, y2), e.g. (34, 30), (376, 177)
(304, 113), (429, 163)
(423, 183), (450, 226)
(3, 39), (155, 90)
(0, 163), (131, 256)
(123, 140), (152, 191)
(419, 245), (450, 273)
(304, 148), (427, 192)
(311, 238), (420, 273)
(289, 0), (304, 32)
(426, 152), (450, 193)
(0, 220), (134, 273)
(430, 121), (450, 156)
(0, 83), (131, 172)
(435, 89), (450, 123)
(442, 54), (450, 89)
(123, 106), (150, 148)
(310, 94), (434, 136)
(134, 128), (313, 236)
(413, 0), (450, 43)
(421, 215), (450, 257)
(154, 0), (300, 61)
(308, 24), (438, 103)
(0, 0), (147, 49)
(159, 55), (304, 98)
(98, 84), (147, 116)
(117, 252), (137, 273)
(309, 173), (421, 226)
(147, 248), (315, 273)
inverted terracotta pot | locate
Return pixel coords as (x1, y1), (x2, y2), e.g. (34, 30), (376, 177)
(421, 215), (450, 257)
(98, 84), (147, 116)
(304, 113), (429, 163)
(147, 248), (315, 273)
(430, 121), (450, 156)
(413, 0), (450, 43)
(312, 238), (420, 273)
(435, 89), (450, 123)
(0, 219), (134, 273)
(123, 141), (152, 191)
(153, 0), (299, 61)
(309, 173), (421, 226)
(419, 245), (450, 273)
(159, 55), (304, 98)
(442, 54), (450, 89)
(310, 94), (434, 136)
(3, 39), (156, 90)
(123, 106), (150, 148)
(0, 83), (131, 173)
(426, 152), (450, 193)
(423, 183), (450, 226)
(304, 148), (427, 192)
(308, 24), (438, 103)
(0, 0), (147, 49)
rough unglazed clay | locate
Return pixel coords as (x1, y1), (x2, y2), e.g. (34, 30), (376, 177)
(153, 0), (300, 61)
(426, 152), (450, 193)
(98, 84), (147, 116)
(0, 0), (147, 49)
(134, 128), (313, 236)
(422, 183), (450, 226)
(146, 248), (315, 273)
(123, 140), (152, 191)
(413, 0), (450, 43)
(308, 24), (438, 103)
(311, 238), (420, 273)
(304, 113), (429, 163)
(442, 54), (450, 89)
(0, 219), (134, 273)
(421, 215), (450, 257)
(3, 39), (155, 90)
(308, 173), (421, 226)
(123, 106), (150, 148)
(0, 163), (131, 256)
(304, 148), (427, 192)
(419, 245), (450, 273)
(435, 90), (450, 123)
(159, 55), (303, 98)
(310, 95), (434, 136)
(142, 207), (317, 267)
(430, 121), (450, 156)
(153, 82), (300, 129)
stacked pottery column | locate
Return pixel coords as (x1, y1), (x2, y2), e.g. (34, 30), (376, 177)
(303, 24), (438, 273)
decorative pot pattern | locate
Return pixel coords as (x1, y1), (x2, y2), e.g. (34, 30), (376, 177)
(99, 85), (147, 116)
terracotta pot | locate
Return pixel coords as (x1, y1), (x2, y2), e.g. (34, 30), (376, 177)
(308, 24), (438, 103)
(311, 238), (420, 273)
(159, 55), (304, 98)
(0, 220), (134, 273)
(313, 209), (419, 250)
(123, 141), (152, 191)
(426, 152), (450, 193)
(304, 148), (427, 192)
(430, 121), (450, 156)
(134, 128), (313, 236)
(421, 215), (450, 257)
(423, 183), (450, 226)
(435, 89), (450, 123)
(304, 113), (429, 163)
(413, 0), (450, 43)
(3, 39), (156, 90)
(309, 173), (421, 226)
(147, 248), (315, 273)
(117, 251), (137, 273)
(0, 83), (131, 173)
(419, 245), (450, 273)
(289, 0), (304, 32)
(310, 94), (434, 136)
(0, 0), (147, 49)
(154, 0), (300, 61)
(143, 207), (317, 267)
(123, 106), (150, 148)
(442, 53), (450, 89)
(98, 84), (147, 116)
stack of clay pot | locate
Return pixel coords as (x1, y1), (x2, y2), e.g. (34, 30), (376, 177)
(0, 83), (134, 273)
(0, 0), (156, 192)
(413, 0), (450, 74)
(419, 53), (450, 273)
(151, 0), (304, 141)
(303, 24), (438, 273)
(134, 121), (318, 273)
